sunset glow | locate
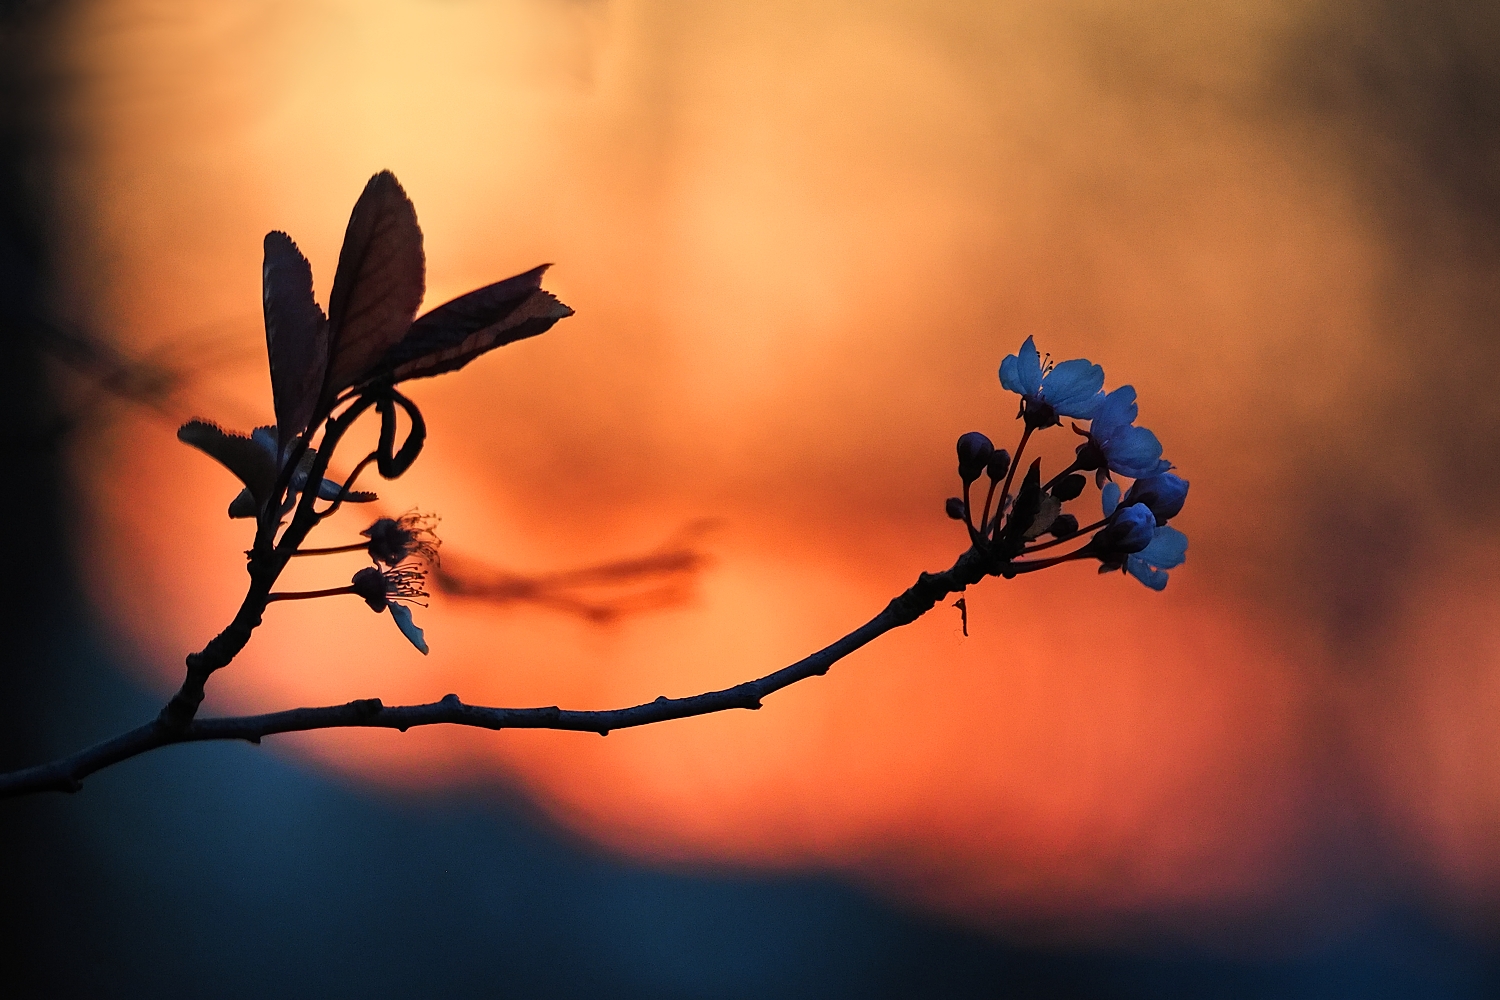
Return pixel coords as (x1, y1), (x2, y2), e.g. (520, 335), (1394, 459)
(54, 0), (1500, 936)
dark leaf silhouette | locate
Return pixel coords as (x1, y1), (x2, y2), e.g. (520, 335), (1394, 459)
(177, 420), (278, 505)
(323, 171), (425, 397)
(364, 264), (572, 384)
(262, 232), (329, 454)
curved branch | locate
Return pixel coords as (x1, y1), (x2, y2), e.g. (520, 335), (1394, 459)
(0, 547), (987, 798)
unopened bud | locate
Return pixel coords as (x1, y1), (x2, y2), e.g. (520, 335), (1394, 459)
(956, 432), (994, 484)
(986, 449), (1011, 482)
(1049, 513), (1079, 539)
(945, 497), (967, 521)
(1051, 473), (1086, 501)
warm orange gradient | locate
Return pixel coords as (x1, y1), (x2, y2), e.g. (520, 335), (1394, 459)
(51, 0), (1500, 937)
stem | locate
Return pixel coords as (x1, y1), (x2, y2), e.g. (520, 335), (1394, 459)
(997, 425), (1033, 521)
(1022, 516), (1109, 553)
(978, 477), (1000, 538)
(291, 542), (370, 557)
(961, 480), (983, 548)
(0, 547), (991, 797)
(1008, 549), (1089, 574)
(160, 394), (382, 732)
(266, 586), (359, 603)
(315, 450), (378, 520)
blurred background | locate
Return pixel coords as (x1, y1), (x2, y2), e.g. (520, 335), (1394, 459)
(4, 0), (1500, 995)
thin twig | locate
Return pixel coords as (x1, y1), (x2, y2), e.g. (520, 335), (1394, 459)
(0, 547), (988, 797)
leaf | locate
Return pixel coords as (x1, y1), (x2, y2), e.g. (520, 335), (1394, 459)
(314, 478), (377, 503)
(178, 420), (278, 505)
(323, 171), (425, 396)
(227, 488), (258, 519)
(262, 232), (329, 455)
(1022, 495), (1062, 540)
(365, 264), (572, 385)
(388, 602), (429, 654)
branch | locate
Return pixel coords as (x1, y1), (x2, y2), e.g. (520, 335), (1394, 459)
(0, 548), (988, 798)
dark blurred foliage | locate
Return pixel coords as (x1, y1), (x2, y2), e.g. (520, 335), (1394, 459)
(4, 2), (1500, 997)
(1281, 0), (1500, 651)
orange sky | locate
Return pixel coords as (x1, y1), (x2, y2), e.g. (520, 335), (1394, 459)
(49, 0), (1500, 941)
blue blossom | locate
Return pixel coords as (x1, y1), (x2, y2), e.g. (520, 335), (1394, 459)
(1075, 385), (1170, 483)
(1122, 472), (1189, 526)
(1100, 482), (1187, 588)
(1124, 526), (1189, 591)
(1092, 501), (1156, 555)
(998, 336), (1105, 428)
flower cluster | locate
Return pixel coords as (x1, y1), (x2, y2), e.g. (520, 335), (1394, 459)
(946, 336), (1189, 591)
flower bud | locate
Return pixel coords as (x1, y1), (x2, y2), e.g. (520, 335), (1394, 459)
(985, 449), (1011, 482)
(956, 432), (994, 484)
(945, 497), (967, 521)
(1050, 473), (1086, 501)
(1049, 513), (1079, 539)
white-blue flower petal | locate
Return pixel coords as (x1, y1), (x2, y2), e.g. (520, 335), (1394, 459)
(1041, 359), (1105, 416)
(1101, 481), (1121, 516)
(1091, 385), (1138, 438)
(1106, 425), (1165, 478)
(1016, 337), (1043, 395)
(1137, 525), (1188, 568)
(1125, 559), (1170, 591)
(388, 602), (429, 655)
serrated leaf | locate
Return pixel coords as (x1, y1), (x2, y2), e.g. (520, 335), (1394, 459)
(365, 265), (572, 385)
(388, 602), (429, 654)
(262, 231), (329, 454)
(314, 478), (377, 503)
(323, 171), (425, 396)
(178, 419), (278, 504)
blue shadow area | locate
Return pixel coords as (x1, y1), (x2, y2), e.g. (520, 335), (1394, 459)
(3, 635), (1499, 999)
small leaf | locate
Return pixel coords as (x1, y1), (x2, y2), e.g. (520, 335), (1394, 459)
(178, 420), (278, 505)
(323, 171), (426, 396)
(388, 602), (429, 654)
(367, 265), (572, 385)
(314, 478), (377, 503)
(1022, 495), (1062, 540)
(262, 232), (329, 454)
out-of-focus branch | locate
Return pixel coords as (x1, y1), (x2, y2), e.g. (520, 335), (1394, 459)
(0, 547), (986, 798)
(434, 520), (718, 624)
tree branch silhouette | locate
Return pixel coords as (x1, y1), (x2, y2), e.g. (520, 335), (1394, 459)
(0, 547), (986, 797)
(1, 173), (1191, 801)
